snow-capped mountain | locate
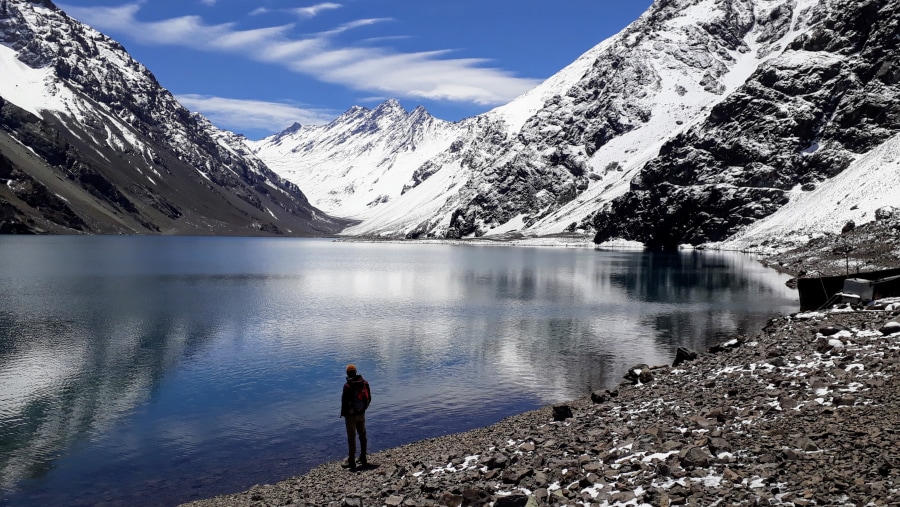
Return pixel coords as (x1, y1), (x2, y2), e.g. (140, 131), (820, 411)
(250, 99), (463, 222)
(253, 0), (900, 249)
(0, 0), (346, 235)
(592, 0), (900, 250)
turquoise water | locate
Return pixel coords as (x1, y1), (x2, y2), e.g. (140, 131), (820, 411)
(0, 236), (797, 506)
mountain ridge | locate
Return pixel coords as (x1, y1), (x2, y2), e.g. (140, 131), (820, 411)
(3, 0), (898, 250)
(0, 0), (348, 235)
(254, 0), (883, 250)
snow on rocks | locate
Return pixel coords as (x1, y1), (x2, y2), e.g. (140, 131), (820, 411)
(183, 303), (900, 507)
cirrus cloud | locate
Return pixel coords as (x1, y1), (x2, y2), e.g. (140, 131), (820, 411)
(175, 95), (337, 133)
(58, 2), (540, 107)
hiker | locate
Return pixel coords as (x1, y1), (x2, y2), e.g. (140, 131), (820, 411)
(340, 363), (371, 470)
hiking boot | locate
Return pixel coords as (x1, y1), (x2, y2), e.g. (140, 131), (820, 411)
(342, 458), (356, 470)
(359, 454), (367, 466)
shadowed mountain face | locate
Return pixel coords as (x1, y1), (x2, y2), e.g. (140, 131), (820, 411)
(0, 0), (349, 236)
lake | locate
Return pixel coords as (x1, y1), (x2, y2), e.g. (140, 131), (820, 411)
(0, 236), (797, 506)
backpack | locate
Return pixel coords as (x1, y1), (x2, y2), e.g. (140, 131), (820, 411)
(350, 378), (370, 413)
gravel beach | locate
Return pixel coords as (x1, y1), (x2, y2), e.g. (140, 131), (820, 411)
(181, 297), (900, 506)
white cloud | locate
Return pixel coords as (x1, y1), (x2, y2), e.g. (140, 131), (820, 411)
(291, 3), (342, 19)
(59, 2), (540, 107)
(175, 95), (336, 134)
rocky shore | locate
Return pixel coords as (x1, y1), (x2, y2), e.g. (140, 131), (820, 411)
(182, 299), (900, 507)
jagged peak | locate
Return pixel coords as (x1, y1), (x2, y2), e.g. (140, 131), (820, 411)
(409, 105), (431, 119)
(331, 105), (370, 124)
(372, 98), (406, 117)
(273, 121), (303, 139)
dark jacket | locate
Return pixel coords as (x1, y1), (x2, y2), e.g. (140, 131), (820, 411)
(341, 374), (371, 418)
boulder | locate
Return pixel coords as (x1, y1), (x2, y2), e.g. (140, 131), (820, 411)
(680, 446), (712, 468)
(673, 347), (699, 367)
(875, 206), (895, 221)
(879, 321), (900, 335)
(624, 364), (654, 385)
(552, 405), (573, 421)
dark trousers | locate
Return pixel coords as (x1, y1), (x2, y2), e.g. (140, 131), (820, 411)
(344, 413), (367, 462)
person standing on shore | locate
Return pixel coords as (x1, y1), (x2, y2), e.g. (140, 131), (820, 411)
(340, 364), (371, 470)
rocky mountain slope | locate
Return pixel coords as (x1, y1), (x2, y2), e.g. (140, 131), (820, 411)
(593, 0), (900, 250)
(0, 0), (347, 235)
(254, 0), (880, 245)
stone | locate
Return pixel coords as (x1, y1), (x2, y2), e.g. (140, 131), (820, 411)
(794, 437), (819, 452)
(818, 325), (848, 336)
(624, 364), (654, 385)
(552, 405), (573, 421)
(779, 396), (798, 410)
(708, 337), (742, 353)
(485, 453), (509, 470)
(708, 437), (732, 455)
(493, 494), (529, 507)
(501, 467), (532, 484)
(879, 321), (900, 335)
(680, 447), (712, 468)
(591, 390), (613, 404)
(673, 347), (698, 367)
(462, 488), (491, 505)
(875, 206), (895, 221)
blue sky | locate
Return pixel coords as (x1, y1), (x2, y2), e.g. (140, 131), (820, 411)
(58, 1), (653, 140)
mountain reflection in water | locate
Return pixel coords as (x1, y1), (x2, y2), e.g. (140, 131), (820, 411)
(0, 236), (797, 506)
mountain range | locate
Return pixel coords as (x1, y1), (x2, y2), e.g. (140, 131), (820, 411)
(2, 0), (899, 254)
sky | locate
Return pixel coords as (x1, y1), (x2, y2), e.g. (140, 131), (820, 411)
(57, 1), (654, 140)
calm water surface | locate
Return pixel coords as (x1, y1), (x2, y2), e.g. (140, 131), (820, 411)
(0, 236), (797, 506)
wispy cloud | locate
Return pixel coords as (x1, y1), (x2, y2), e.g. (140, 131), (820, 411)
(175, 95), (336, 134)
(315, 18), (391, 38)
(59, 2), (540, 107)
(290, 3), (342, 19)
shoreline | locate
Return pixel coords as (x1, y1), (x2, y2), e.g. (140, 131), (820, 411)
(181, 300), (900, 506)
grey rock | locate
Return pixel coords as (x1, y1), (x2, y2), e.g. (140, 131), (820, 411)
(680, 446), (712, 468)
(880, 321), (900, 335)
(673, 347), (699, 367)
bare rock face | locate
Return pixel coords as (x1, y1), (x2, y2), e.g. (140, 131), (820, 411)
(593, 0), (900, 249)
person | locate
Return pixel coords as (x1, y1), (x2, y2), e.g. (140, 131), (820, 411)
(340, 363), (370, 470)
